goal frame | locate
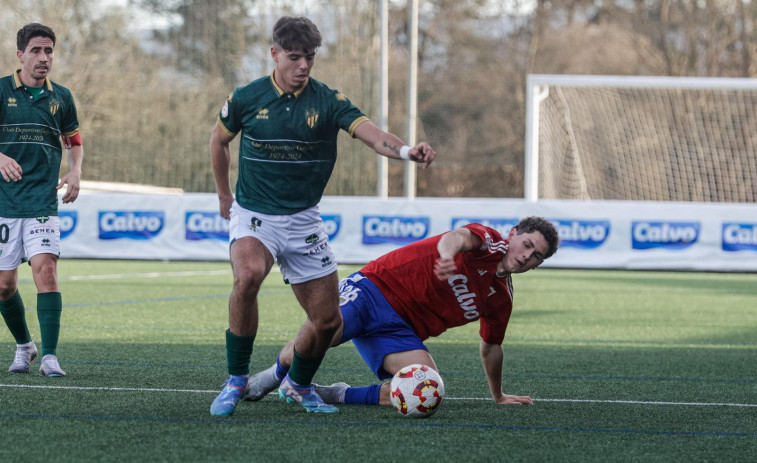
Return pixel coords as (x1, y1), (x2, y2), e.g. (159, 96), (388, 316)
(524, 74), (757, 202)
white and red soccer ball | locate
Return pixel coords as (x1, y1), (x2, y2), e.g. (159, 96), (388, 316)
(390, 364), (445, 418)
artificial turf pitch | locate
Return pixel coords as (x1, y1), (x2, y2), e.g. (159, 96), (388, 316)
(0, 260), (754, 461)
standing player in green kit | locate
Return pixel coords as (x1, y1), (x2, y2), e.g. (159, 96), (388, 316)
(0, 24), (83, 377)
(210, 16), (436, 416)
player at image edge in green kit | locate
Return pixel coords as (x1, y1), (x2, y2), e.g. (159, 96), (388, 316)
(0, 23), (83, 378)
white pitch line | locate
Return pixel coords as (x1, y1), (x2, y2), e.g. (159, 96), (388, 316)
(1, 384), (217, 393)
(448, 397), (757, 407)
(2, 384), (755, 408)
(60, 270), (233, 281)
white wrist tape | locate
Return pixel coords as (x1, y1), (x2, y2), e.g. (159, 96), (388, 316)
(399, 145), (412, 160)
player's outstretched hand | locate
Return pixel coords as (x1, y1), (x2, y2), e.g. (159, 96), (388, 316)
(495, 394), (533, 405)
(57, 170), (81, 203)
(0, 153), (23, 182)
(409, 142), (436, 168)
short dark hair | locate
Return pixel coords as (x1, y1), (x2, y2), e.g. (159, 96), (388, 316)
(272, 16), (322, 51)
(17, 23), (56, 52)
(514, 216), (560, 259)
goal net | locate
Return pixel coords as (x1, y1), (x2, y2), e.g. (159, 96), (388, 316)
(525, 75), (757, 202)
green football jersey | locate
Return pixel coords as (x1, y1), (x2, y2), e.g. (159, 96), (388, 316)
(0, 70), (79, 218)
(218, 73), (369, 215)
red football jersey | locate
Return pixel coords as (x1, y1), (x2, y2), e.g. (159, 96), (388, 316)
(361, 224), (513, 344)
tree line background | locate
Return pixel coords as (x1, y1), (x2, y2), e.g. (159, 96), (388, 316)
(1, 0), (755, 198)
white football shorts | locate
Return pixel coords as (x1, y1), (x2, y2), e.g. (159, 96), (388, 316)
(228, 202), (337, 284)
(0, 216), (60, 270)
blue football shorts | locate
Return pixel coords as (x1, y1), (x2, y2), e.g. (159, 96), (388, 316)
(338, 272), (427, 380)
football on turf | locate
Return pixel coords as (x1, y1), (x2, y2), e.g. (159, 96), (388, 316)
(389, 364), (445, 418)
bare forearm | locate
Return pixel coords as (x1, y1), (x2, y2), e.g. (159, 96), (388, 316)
(210, 125), (233, 198)
(480, 341), (533, 405)
(374, 132), (407, 160)
(209, 124), (236, 218)
(66, 145), (83, 174)
(354, 121), (435, 166)
(480, 341), (505, 401)
(437, 230), (469, 259)
(211, 144), (232, 196)
(434, 228), (482, 279)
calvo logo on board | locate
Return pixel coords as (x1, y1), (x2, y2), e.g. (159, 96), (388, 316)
(450, 218), (519, 239)
(722, 223), (757, 252)
(553, 219), (611, 249)
(362, 216), (429, 245)
(99, 211), (165, 240)
(321, 214), (341, 241)
(632, 221), (700, 250)
(185, 211), (229, 241)
(59, 211), (77, 240)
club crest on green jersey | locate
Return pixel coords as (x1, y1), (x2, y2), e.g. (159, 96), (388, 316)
(49, 98), (60, 115)
(305, 109), (319, 128)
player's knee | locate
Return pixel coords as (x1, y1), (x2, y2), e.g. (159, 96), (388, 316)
(310, 309), (342, 335)
(30, 257), (58, 287)
(0, 284), (17, 301)
(232, 266), (266, 296)
(0, 271), (15, 296)
(37, 273), (58, 292)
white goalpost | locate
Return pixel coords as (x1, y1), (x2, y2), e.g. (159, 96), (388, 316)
(524, 74), (757, 203)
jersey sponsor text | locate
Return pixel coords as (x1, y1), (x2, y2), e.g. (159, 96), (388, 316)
(447, 274), (480, 320)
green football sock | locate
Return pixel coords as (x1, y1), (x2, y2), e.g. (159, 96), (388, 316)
(0, 291), (32, 344)
(288, 348), (323, 386)
(226, 329), (255, 376)
(36, 292), (62, 357)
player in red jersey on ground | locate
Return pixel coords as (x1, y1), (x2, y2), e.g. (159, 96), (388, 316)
(244, 216), (559, 407)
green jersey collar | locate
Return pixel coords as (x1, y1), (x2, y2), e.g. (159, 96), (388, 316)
(12, 69), (54, 92)
(270, 70), (307, 97)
